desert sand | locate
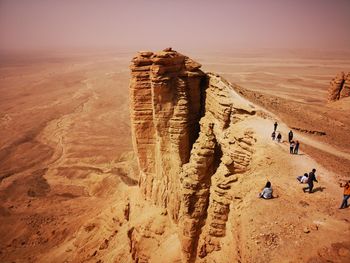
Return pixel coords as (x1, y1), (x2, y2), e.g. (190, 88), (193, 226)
(0, 49), (349, 263)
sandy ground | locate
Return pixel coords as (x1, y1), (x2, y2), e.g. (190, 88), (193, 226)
(0, 51), (139, 262)
(0, 50), (349, 262)
(225, 115), (350, 263)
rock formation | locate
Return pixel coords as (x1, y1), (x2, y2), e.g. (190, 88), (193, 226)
(328, 72), (350, 101)
(129, 48), (256, 262)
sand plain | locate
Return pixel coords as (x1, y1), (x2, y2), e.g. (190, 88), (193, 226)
(0, 49), (349, 262)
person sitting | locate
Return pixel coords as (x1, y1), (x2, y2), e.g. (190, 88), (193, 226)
(259, 181), (273, 199)
(297, 173), (308, 183)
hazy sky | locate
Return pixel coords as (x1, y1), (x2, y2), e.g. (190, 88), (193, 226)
(1, 0), (350, 52)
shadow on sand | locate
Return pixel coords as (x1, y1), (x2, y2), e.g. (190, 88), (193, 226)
(312, 186), (326, 193)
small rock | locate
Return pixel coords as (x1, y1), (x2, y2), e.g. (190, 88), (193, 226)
(160, 208), (167, 216)
(123, 202), (130, 221)
(299, 200), (309, 207)
(303, 227), (310, 233)
(99, 239), (109, 250)
(311, 224), (319, 231)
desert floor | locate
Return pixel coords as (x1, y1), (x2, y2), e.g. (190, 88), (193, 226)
(0, 49), (349, 262)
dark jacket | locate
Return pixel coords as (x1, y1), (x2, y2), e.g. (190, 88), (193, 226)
(308, 171), (318, 185)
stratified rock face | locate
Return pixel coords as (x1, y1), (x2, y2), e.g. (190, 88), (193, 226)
(129, 49), (256, 262)
(129, 48), (205, 221)
(328, 72), (350, 101)
(179, 73), (256, 262)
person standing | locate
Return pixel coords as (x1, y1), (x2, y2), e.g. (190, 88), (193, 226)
(288, 130), (294, 142)
(339, 180), (350, 209)
(274, 122), (278, 132)
(294, 140), (300, 154)
(303, 169), (318, 193)
(290, 141), (295, 154)
(277, 133), (282, 142)
(271, 131), (276, 140)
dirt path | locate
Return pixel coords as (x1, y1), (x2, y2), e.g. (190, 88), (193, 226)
(238, 90), (350, 161)
(276, 121), (350, 161)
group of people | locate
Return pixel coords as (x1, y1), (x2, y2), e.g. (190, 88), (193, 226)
(259, 168), (318, 199)
(271, 122), (281, 142)
(259, 121), (350, 209)
(271, 122), (300, 154)
(288, 130), (300, 154)
(271, 131), (282, 142)
(289, 140), (300, 154)
(302, 168), (318, 193)
(260, 170), (350, 209)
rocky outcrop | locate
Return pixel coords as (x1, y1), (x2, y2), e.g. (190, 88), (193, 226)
(328, 72), (350, 101)
(129, 48), (205, 222)
(129, 48), (256, 262)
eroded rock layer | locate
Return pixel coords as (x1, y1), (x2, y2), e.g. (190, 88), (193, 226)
(328, 72), (350, 101)
(130, 48), (205, 222)
(130, 49), (256, 262)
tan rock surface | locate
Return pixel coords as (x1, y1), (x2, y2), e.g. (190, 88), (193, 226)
(328, 72), (350, 101)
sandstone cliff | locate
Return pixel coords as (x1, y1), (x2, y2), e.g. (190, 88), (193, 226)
(130, 48), (256, 262)
(328, 72), (350, 101)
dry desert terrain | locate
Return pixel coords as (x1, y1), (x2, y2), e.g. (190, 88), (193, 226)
(0, 49), (349, 263)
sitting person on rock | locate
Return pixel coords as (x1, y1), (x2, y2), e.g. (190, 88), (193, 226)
(259, 181), (274, 199)
(297, 173), (308, 183)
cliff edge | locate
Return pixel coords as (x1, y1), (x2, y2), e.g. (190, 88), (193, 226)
(130, 48), (256, 262)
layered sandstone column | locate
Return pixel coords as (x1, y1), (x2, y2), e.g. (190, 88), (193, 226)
(129, 48), (206, 221)
(130, 50), (257, 263)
